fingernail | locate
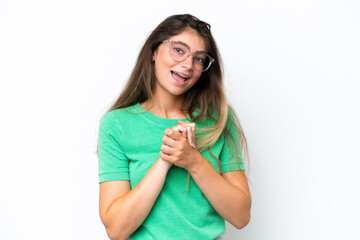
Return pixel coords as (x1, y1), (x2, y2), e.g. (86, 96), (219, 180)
(164, 129), (172, 135)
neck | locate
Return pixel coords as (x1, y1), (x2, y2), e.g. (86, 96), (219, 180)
(141, 91), (188, 119)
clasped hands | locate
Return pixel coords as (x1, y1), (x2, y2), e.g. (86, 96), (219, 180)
(159, 120), (201, 171)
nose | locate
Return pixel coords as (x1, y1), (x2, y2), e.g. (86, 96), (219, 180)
(181, 54), (194, 70)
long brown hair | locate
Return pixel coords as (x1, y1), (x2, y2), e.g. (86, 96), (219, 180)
(107, 14), (249, 186)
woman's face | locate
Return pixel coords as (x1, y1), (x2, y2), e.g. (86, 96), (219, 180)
(152, 29), (206, 98)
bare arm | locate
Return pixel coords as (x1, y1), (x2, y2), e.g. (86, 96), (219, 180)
(99, 158), (172, 240)
(160, 128), (251, 229)
(187, 154), (251, 229)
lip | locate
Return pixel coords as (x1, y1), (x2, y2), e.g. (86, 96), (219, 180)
(172, 70), (190, 79)
(171, 70), (191, 86)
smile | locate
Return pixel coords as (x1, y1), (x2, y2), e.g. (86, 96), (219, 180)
(171, 71), (189, 81)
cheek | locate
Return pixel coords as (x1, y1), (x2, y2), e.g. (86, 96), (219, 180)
(154, 61), (170, 80)
(193, 72), (203, 82)
(154, 57), (173, 77)
(154, 47), (174, 69)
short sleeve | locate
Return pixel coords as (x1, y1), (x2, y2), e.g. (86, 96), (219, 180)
(98, 112), (130, 183)
(219, 108), (245, 172)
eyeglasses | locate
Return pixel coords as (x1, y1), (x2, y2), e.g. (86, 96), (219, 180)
(162, 40), (215, 72)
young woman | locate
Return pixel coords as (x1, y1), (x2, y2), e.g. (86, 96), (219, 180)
(97, 14), (251, 240)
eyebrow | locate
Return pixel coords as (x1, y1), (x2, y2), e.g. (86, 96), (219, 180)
(173, 40), (207, 54)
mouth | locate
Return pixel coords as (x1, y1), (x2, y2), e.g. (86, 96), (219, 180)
(171, 71), (190, 84)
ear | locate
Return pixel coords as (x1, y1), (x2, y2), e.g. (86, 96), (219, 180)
(152, 50), (158, 61)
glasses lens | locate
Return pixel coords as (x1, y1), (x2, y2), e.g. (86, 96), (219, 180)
(170, 43), (188, 61)
(193, 53), (211, 72)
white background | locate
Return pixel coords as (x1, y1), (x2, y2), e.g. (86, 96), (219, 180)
(1, 0), (359, 239)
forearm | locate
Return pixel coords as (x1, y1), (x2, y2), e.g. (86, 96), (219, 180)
(188, 153), (251, 229)
(103, 158), (171, 239)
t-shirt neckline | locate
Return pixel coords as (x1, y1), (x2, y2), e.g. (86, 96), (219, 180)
(134, 103), (195, 127)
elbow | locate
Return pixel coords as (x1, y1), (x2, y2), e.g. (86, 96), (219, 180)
(101, 213), (129, 240)
(101, 212), (133, 240)
(105, 227), (119, 240)
(233, 212), (251, 230)
(106, 227), (128, 240)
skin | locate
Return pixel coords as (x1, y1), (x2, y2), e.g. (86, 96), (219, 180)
(99, 29), (251, 240)
(172, 120), (196, 148)
(140, 29), (205, 119)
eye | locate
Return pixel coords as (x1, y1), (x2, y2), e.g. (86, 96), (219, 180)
(171, 43), (187, 56)
(194, 56), (205, 64)
(174, 48), (183, 54)
(195, 57), (204, 62)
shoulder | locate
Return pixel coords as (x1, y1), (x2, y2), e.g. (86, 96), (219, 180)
(100, 104), (142, 131)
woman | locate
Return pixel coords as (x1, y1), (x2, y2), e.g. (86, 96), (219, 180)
(98, 14), (251, 240)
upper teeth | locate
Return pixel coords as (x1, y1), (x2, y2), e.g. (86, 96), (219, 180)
(175, 72), (188, 79)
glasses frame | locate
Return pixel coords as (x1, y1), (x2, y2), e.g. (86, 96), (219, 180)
(162, 40), (215, 72)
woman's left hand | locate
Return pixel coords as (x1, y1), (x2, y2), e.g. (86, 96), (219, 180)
(159, 128), (201, 171)
(172, 120), (196, 148)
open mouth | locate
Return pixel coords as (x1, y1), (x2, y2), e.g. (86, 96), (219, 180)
(171, 71), (189, 82)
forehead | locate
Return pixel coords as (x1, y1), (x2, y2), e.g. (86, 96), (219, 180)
(168, 29), (207, 52)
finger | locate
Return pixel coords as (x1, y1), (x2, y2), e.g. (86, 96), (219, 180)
(189, 122), (196, 132)
(172, 125), (187, 138)
(184, 126), (195, 148)
(164, 128), (183, 141)
(159, 151), (173, 163)
(189, 127), (196, 148)
(187, 123), (196, 138)
(160, 143), (174, 155)
(178, 122), (196, 131)
(184, 126), (194, 147)
(178, 123), (196, 148)
(162, 135), (176, 148)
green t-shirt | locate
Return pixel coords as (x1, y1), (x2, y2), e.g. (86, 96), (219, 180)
(98, 103), (244, 240)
